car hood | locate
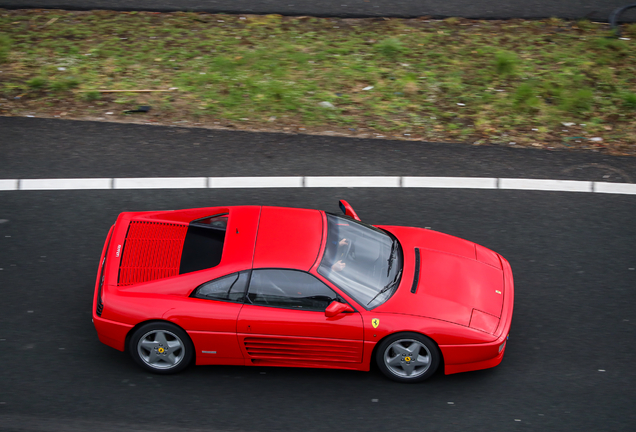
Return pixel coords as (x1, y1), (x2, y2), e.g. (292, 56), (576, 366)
(376, 226), (504, 328)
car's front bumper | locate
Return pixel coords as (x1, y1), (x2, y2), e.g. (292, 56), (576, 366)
(440, 254), (514, 375)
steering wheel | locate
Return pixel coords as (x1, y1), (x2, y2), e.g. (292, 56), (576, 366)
(255, 284), (288, 306)
(339, 240), (354, 262)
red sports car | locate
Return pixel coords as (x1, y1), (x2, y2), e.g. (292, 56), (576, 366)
(93, 201), (513, 383)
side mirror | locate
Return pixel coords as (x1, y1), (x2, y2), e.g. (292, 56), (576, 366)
(338, 200), (361, 221)
(325, 301), (354, 317)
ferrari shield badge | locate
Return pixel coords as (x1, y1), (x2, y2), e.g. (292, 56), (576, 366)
(372, 318), (380, 328)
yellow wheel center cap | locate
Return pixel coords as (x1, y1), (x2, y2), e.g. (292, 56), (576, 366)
(158, 347), (165, 353)
(404, 356), (411, 362)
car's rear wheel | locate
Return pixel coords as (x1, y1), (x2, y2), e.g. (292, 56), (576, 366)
(376, 332), (440, 383)
(128, 322), (194, 374)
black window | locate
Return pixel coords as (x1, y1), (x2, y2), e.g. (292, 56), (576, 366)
(179, 214), (229, 274)
(192, 214), (228, 229)
(247, 269), (338, 311)
(192, 271), (249, 302)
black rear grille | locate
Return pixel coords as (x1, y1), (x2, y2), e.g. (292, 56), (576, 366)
(96, 298), (104, 316)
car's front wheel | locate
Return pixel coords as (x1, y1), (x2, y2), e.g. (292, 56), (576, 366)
(128, 322), (194, 374)
(376, 332), (440, 383)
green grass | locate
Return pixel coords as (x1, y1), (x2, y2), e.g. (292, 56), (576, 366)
(375, 38), (407, 60)
(0, 10), (635, 153)
(624, 93), (636, 110)
(512, 82), (537, 109)
(0, 34), (10, 63)
(26, 76), (47, 89)
(495, 51), (517, 76)
(81, 90), (102, 101)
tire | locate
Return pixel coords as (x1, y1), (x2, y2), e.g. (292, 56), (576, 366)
(375, 332), (440, 383)
(128, 322), (194, 374)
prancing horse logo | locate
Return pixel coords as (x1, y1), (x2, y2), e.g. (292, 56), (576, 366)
(372, 318), (380, 328)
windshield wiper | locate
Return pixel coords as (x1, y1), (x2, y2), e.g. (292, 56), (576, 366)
(368, 268), (402, 306)
(387, 239), (398, 276)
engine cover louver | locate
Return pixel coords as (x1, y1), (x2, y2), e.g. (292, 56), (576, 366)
(118, 221), (188, 286)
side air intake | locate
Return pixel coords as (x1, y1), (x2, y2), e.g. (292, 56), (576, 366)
(96, 298), (104, 316)
(243, 337), (361, 363)
(411, 248), (421, 293)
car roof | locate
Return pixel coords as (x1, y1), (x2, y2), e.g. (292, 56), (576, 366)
(253, 206), (324, 271)
(108, 205), (325, 291)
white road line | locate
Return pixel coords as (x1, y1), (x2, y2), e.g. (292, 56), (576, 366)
(113, 177), (207, 189)
(499, 178), (592, 192)
(209, 176), (303, 188)
(0, 179), (18, 191)
(1, 176), (634, 195)
(403, 176), (497, 189)
(594, 182), (636, 195)
(19, 178), (112, 190)
(305, 176), (400, 187)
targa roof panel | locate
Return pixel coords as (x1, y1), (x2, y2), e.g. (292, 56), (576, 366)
(253, 206), (323, 271)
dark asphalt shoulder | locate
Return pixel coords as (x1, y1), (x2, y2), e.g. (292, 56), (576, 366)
(1, 116), (634, 182)
(0, 0), (633, 22)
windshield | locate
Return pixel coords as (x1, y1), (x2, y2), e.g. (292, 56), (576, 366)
(318, 214), (403, 309)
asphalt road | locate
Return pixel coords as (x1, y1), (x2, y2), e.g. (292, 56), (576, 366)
(3, 118), (636, 182)
(0, 117), (635, 431)
(0, 0), (635, 22)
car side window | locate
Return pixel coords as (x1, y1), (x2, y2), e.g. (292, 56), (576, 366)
(247, 269), (338, 311)
(192, 271), (249, 302)
(192, 213), (228, 230)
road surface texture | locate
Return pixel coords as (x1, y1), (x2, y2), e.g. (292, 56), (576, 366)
(0, 0), (635, 22)
(0, 117), (635, 431)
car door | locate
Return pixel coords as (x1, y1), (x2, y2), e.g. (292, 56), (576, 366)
(165, 271), (250, 365)
(237, 269), (364, 367)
